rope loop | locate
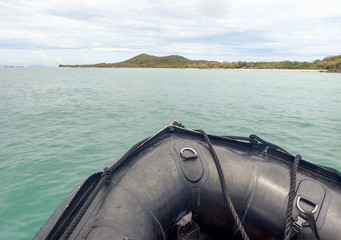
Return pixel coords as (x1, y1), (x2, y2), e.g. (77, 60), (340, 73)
(250, 137), (259, 148)
(173, 121), (185, 128)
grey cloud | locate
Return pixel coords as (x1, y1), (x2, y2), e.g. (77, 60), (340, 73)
(1, 0), (341, 66)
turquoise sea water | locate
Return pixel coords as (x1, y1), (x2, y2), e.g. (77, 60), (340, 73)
(0, 68), (340, 239)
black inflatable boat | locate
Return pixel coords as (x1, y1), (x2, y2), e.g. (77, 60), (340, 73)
(34, 123), (341, 240)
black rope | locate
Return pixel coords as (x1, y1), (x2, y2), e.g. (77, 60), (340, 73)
(60, 137), (149, 239)
(283, 154), (301, 240)
(198, 130), (250, 240)
(221, 135), (251, 141)
(222, 134), (292, 155)
(58, 123), (307, 239)
(60, 171), (111, 240)
(249, 134), (291, 155)
(172, 121), (185, 128)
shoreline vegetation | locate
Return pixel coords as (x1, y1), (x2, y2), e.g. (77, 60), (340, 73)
(59, 54), (341, 72)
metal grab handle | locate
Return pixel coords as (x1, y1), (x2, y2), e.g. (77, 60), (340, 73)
(180, 148), (198, 160)
(296, 196), (318, 214)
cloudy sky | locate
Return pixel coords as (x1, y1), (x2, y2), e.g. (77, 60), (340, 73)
(1, 0), (341, 66)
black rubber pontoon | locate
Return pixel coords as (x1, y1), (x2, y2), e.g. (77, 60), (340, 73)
(34, 124), (341, 240)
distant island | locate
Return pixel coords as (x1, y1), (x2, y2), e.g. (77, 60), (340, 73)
(59, 54), (341, 72)
(0, 65), (24, 68)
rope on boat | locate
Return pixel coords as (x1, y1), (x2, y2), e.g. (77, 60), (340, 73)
(60, 171), (111, 240)
(198, 130), (250, 240)
(59, 122), (339, 239)
(60, 137), (149, 240)
(222, 134), (292, 155)
(283, 154), (301, 240)
(222, 132), (341, 179)
(221, 131), (305, 240)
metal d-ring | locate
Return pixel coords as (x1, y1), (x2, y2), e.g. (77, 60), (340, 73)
(180, 148), (198, 160)
(296, 195), (318, 214)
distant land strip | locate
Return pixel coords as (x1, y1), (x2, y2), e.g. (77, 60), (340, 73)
(59, 54), (341, 72)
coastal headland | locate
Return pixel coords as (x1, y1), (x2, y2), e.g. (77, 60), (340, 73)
(59, 54), (341, 72)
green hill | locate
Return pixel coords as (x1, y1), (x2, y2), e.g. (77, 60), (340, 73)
(59, 54), (221, 69)
(112, 54), (221, 68)
(315, 55), (341, 72)
(59, 54), (341, 71)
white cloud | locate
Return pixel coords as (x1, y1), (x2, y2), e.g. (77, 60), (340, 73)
(196, 0), (229, 18)
(0, 0), (340, 65)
